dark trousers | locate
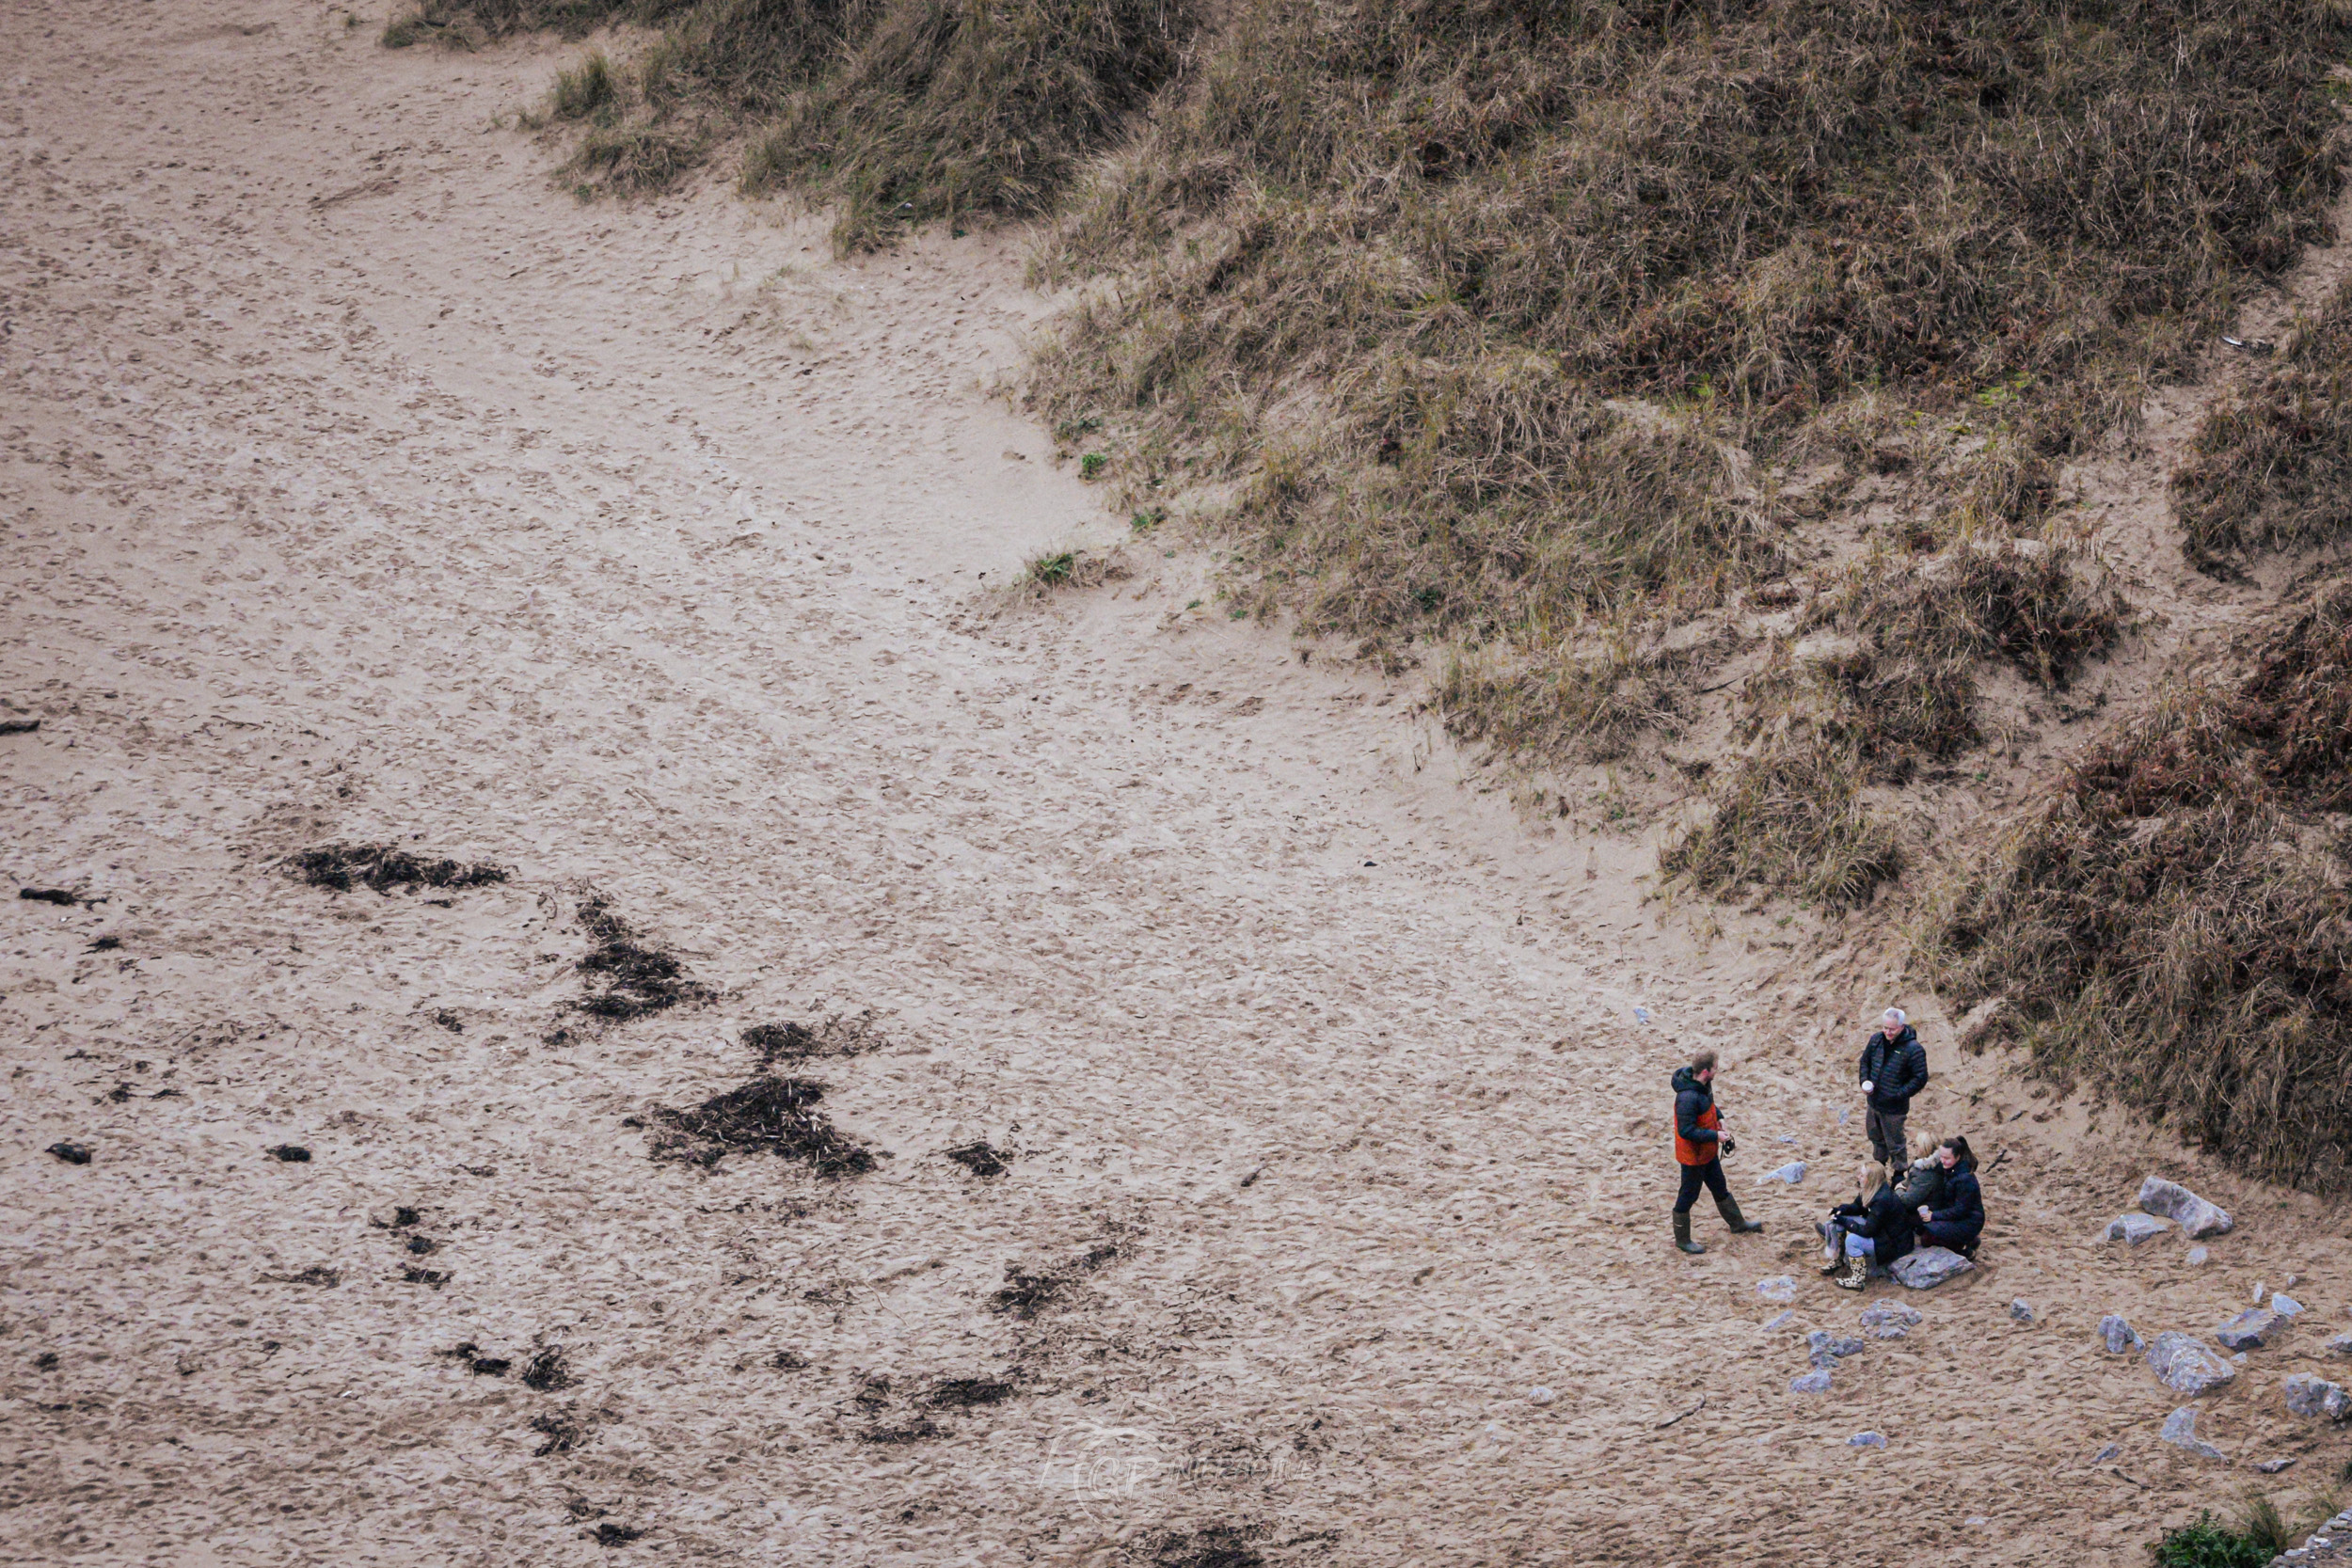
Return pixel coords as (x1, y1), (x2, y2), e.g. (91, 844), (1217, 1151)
(1674, 1158), (1729, 1214)
(1866, 1105), (1908, 1165)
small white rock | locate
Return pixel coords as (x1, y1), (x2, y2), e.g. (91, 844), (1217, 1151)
(1528, 1386), (1556, 1406)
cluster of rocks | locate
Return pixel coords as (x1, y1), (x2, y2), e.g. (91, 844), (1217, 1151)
(2106, 1176), (2235, 1248)
(2264, 1505), (2352, 1567)
(2087, 1177), (2352, 1475)
(1859, 1302), (1920, 1340)
(1785, 1305), (1914, 1395)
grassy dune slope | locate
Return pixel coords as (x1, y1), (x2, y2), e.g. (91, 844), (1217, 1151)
(1020, 0), (2347, 904)
(389, 0), (2352, 1183)
(1925, 579), (2352, 1188)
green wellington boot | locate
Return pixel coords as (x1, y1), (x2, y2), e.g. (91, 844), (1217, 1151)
(1715, 1193), (1765, 1234)
(1673, 1211), (1706, 1255)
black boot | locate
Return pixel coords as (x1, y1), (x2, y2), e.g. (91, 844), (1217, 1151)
(1715, 1193), (1764, 1234)
(1673, 1210), (1706, 1255)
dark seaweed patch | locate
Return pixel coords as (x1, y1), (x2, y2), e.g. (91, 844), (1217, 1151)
(859, 1418), (943, 1444)
(262, 1264), (342, 1287)
(944, 1140), (1008, 1178)
(569, 896), (713, 1022)
(1149, 1526), (1265, 1568)
(988, 1240), (1125, 1318)
(532, 1411), (587, 1456)
(402, 1266), (451, 1289)
(46, 1142), (91, 1165)
(0, 719), (40, 736)
(439, 1342), (512, 1377)
(647, 1077), (874, 1176)
(741, 1011), (885, 1065)
(290, 843), (508, 895)
(87, 936), (120, 952)
(522, 1347), (575, 1392)
(591, 1523), (643, 1546)
(925, 1377), (1017, 1408)
(267, 1144), (311, 1163)
(19, 888), (77, 906)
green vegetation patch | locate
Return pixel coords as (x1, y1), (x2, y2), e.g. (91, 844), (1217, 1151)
(1924, 578), (2352, 1189)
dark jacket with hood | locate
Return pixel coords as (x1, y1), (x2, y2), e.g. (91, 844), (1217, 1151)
(1672, 1066), (1721, 1166)
(1858, 1025), (1929, 1116)
(1919, 1162), (1985, 1252)
(1833, 1176), (1918, 1267)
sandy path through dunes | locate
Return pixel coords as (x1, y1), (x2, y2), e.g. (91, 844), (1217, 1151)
(7, 5), (2352, 1565)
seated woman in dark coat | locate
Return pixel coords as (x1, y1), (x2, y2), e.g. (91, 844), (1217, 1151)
(1915, 1135), (1984, 1256)
(1819, 1162), (1918, 1289)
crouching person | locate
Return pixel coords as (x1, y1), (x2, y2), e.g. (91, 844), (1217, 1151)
(1672, 1049), (1763, 1255)
(1915, 1136), (1984, 1257)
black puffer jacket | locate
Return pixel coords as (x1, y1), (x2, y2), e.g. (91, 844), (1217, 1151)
(1858, 1025), (1929, 1115)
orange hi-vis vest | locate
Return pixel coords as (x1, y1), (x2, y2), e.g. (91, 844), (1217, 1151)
(1676, 1100), (1720, 1166)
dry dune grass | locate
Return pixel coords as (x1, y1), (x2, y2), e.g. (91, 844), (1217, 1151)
(1923, 577), (2352, 1190)
(2174, 273), (2352, 571)
(393, 0), (2352, 893)
(389, 0), (1205, 238)
(1025, 0), (2348, 729)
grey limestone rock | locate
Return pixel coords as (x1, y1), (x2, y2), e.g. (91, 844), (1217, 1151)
(2105, 1213), (2170, 1245)
(1860, 1303), (1921, 1340)
(1788, 1368), (1833, 1395)
(2285, 1373), (2352, 1421)
(2136, 1176), (2233, 1239)
(2216, 1307), (2281, 1352)
(2098, 1315), (2143, 1355)
(2160, 1406), (2226, 1461)
(1808, 1331), (1867, 1369)
(1890, 1246), (1975, 1290)
(2147, 1331), (2236, 1396)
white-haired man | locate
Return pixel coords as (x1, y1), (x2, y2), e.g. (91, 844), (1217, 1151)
(1856, 1006), (1928, 1180)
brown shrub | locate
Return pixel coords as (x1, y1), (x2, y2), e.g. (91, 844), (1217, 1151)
(1660, 728), (1903, 911)
(1923, 578), (2352, 1188)
(2173, 275), (2352, 569)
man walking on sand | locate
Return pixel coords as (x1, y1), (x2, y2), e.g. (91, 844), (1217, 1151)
(1673, 1049), (1764, 1255)
(1857, 1006), (1928, 1180)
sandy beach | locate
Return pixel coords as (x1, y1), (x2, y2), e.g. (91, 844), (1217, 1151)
(5, 5), (2350, 1563)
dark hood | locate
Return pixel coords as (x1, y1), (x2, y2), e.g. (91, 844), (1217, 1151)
(1672, 1066), (1705, 1095)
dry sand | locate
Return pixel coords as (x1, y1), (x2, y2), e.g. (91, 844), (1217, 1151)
(6, 5), (2352, 1564)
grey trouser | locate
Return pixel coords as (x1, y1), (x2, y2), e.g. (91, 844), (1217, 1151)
(1866, 1105), (1908, 1164)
